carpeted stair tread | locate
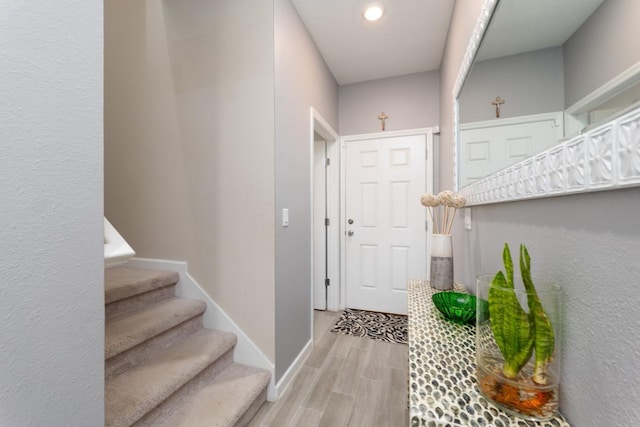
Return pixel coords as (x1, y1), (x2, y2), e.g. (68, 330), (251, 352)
(105, 328), (237, 427)
(105, 267), (179, 304)
(154, 363), (271, 427)
(105, 297), (206, 359)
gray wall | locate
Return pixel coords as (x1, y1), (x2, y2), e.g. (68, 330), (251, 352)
(443, 1), (640, 424)
(457, 190), (640, 425)
(105, 0), (277, 360)
(105, 0), (339, 381)
(460, 0), (640, 119)
(1, 1), (104, 425)
(339, 71), (440, 135)
(274, 0), (339, 380)
(564, 0), (640, 106)
(459, 47), (565, 123)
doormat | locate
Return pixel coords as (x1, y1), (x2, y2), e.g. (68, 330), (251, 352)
(330, 308), (407, 344)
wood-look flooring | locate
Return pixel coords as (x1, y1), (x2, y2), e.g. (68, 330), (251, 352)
(247, 310), (409, 427)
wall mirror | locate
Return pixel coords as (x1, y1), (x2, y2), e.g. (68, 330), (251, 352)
(454, 0), (640, 204)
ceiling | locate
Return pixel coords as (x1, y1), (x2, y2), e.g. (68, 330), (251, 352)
(477, 0), (605, 61)
(290, 0), (606, 87)
(290, 0), (455, 85)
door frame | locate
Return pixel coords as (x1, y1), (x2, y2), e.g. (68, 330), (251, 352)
(309, 108), (340, 316)
(339, 128), (434, 310)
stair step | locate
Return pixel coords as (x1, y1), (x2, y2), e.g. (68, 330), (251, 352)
(106, 267), (179, 320)
(149, 363), (271, 427)
(106, 314), (204, 380)
(105, 297), (206, 360)
(105, 328), (237, 427)
(106, 267), (179, 304)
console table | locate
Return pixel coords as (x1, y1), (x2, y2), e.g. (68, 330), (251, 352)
(408, 279), (570, 427)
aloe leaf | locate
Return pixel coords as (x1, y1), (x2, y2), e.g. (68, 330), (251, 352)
(488, 248), (534, 379)
(503, 242), (514, 287)
(520, 245), (555, 385)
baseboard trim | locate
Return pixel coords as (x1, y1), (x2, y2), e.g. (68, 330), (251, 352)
(127, 257), (277, 400)
(274, 338), (313, 398)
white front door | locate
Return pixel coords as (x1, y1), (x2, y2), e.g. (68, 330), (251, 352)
(344, 133), (428, 315)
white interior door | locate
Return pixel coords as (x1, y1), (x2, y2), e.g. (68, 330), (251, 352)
(313, 138), (327, 310)
(345, 133), (427, 314)
(459, 112), (563, 187)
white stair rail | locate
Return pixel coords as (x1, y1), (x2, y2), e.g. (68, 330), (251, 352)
(104, 218), (135, 267)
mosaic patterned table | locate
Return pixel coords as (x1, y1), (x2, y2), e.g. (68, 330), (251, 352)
(408, 280), (570, 427)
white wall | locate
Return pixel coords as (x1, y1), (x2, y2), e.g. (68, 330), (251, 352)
(443, 1), (640, 425)
(0, 1), (104, 425)
(105, 0), (276, 361)
(274, 0), (339, 380)
(339, 71), (440, 135)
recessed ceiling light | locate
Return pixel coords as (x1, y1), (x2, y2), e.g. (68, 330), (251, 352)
(363, 4), (384, 22)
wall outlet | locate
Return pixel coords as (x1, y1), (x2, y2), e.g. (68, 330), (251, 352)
(282, 208), (289, 227)
(464, 208), (472, 230)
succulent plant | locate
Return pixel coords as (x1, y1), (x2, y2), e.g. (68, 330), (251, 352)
(520, 245), (555, 385)
(488, 243), (555, 384)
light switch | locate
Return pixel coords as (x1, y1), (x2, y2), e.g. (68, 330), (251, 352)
(282, 208), (289, 227)
(464, 208), (472, 230)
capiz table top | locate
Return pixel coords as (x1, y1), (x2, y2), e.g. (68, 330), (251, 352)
(407, 280), (570, 427)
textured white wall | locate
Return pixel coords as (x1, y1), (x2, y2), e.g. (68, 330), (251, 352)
(458, 191), (640, 425)
(339, 71), (440, 135)
(0, 1), (104, 425)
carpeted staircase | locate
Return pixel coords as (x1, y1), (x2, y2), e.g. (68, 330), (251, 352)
(105, 266), (271, 427)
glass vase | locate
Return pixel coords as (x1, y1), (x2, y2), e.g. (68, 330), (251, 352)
(430, 234), (453, 290)
(476, 274), (562, 420)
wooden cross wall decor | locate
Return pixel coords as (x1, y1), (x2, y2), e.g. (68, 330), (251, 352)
(378, 112), (388, 131)
(491, 96), (505, 118)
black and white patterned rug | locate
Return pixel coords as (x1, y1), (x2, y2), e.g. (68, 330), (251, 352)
(331, 308), (408, 344)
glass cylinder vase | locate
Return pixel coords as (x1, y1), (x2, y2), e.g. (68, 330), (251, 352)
(476, 274), (562, 420)
(430, 234), (453, 290)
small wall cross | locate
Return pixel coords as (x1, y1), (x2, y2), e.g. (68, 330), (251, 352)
(491, 96), (505, 118)
(378, 112), (388, 131)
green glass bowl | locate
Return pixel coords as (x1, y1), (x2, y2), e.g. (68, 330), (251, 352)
(431, 291), (488, 324)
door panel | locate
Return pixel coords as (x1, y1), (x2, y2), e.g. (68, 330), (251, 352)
(345, 134), (427, 314)
(459, 113), (563, 187)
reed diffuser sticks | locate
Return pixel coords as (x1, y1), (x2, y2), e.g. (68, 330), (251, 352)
(420, 191), (466, 235)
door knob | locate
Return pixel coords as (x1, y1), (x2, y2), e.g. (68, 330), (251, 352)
(347, 230), (354, 236)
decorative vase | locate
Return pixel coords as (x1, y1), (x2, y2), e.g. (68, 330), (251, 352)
(476, 274), (562, 420)
(430, 234), (453, 290)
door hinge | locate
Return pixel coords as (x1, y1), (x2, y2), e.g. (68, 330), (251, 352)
(325, 278), (330, 287)
(325, 158), (331, 167)
(426, 220), (429, 231)
(325, 218), (330, 226)
(425, 148), (428, 159)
